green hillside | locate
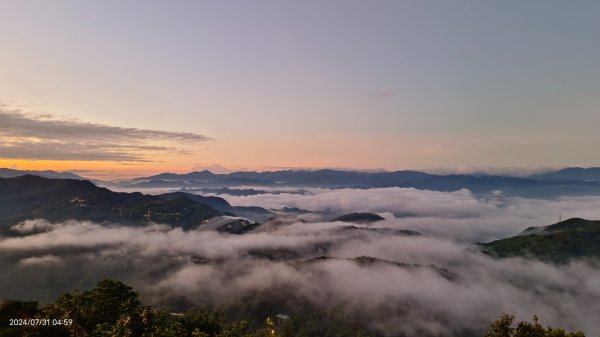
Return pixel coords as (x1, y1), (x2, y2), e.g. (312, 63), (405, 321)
(482, 218), (600, 262)
(0, 175), (219, 230)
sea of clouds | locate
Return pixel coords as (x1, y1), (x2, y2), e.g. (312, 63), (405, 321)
(1, 187), (600, 336)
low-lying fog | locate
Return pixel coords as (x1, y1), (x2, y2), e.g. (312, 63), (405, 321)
(2, 187), (600, 336)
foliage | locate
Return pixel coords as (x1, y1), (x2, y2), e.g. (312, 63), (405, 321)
(482, 218), (600, 262)
(485, 314), (586, 337)
(0, 279), (251, 337)
(3, 280), (589, 337)
(0, 300), (41, 337)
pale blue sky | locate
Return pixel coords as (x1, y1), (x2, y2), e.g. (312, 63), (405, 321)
(1, 1), (599, 176)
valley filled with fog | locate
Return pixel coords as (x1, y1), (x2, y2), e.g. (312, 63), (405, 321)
(2, 186), (600, 336)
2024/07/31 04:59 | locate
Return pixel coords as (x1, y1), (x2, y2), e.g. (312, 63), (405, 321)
(8, 318), (73, 326)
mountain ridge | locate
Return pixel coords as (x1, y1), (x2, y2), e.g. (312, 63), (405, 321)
(0, 175), (270, 231)
(529, 167), (600, 182)
(118, 168), (600, 198)
(0, 168), (85, 180)
(482, 218), (600, 262)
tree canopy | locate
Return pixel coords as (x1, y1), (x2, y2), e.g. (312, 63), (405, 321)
(0, 280), (588, 337)
(485, 314), (585, 337)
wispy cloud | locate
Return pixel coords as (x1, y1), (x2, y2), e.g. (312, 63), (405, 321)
(216, 187), (600, 242)
(0, 108), (211, 162)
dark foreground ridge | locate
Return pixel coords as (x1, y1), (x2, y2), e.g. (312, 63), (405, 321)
(481, 218), (600, 262)
(0, 175), (270, 231)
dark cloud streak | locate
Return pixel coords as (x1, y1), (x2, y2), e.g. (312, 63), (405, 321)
(0, 108), (211, 162)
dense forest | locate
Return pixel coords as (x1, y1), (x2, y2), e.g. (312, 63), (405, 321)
(0, 280), (586, 337)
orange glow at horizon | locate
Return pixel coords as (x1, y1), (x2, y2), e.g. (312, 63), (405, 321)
(0, 159), (199, 180)
(0, 133), (442, 180)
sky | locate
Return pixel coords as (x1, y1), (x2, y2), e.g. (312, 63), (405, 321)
(1, 0), (600, 179)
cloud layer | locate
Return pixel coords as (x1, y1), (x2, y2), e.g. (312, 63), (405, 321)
(0, 108), (210, 161)
(216, 187), (600, 242)
(0, 210), (600, 336)
(1, 189), (600, 336)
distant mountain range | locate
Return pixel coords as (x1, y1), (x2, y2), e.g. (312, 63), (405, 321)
(0, 168), (85, 180)
(115, 167), (600, 198)
(482, 218), (600, 262)
(529, 167), (600, 182)
(6, 167), (600, 198)
(126, 169), (433, 188)
(0, 175), (271, 231)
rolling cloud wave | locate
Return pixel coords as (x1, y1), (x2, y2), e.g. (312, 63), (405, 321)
(1, 189), (600, 335)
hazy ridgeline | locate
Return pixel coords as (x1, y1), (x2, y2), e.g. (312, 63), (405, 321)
(2, 187), (600, 336)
